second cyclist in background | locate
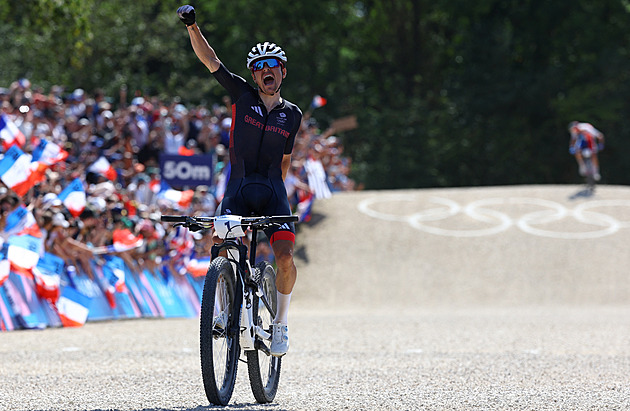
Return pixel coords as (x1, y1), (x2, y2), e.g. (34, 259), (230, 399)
(568, 121), (605, 181)
(178, 5), (303, 357)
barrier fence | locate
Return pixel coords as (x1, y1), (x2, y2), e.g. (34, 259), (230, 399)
(0, 252), (205, 331)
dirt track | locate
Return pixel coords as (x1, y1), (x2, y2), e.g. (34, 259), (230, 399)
(293, 184), (630, 309)
(1, 185), (629, 410)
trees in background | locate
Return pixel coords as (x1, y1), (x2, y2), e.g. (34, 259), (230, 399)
(1, 0), (629, 188)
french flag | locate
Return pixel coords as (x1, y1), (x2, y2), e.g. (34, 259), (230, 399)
(31, 139), (69, 166)
(3, 205), (37, 237)
(88, 156), (117, 181)
(17, 221), (43, 238)
(32, 253), (65, 303)
(7, 234), (42, 278)
(58, 178), (86, 218)
(310, 95), (327, 109)
(56, 286), (91, 327)
(0, 113), (26, 150)
(186, 257), (211, 277)
(104, 257), (126, 292)
(32, 266), (61, 303)
(112, 229), (144, 252)
(296, 191), (315, 223)
(0, 146), (40, 197)
(158, 182), (194, 208)
(149, 178), (161, 194)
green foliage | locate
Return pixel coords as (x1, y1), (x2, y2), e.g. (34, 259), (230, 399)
(1, 0), (629, 188)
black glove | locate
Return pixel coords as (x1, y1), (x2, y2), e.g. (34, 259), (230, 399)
(177, 5), (196, 26)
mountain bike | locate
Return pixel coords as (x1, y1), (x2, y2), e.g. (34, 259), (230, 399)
(161, 213), (298, 406)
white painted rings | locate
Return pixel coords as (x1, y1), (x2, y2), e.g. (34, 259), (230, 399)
(358, 196), (630, 239)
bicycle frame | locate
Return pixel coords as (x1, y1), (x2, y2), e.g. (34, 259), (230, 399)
(210, 225), (271, 352)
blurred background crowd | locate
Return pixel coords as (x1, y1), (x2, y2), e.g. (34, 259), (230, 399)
(0, 78), (356, 277)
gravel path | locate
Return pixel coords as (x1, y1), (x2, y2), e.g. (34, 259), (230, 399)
(1, 185), (629, 410)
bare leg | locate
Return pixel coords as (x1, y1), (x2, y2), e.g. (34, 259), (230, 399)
(271, 240), (297, 294)
(271, 239), (296, 325)
(575, 152), (586, 175)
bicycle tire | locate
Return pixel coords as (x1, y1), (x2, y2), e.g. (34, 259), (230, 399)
(246, 261), (282, 403)
(200, 257), (240, 405)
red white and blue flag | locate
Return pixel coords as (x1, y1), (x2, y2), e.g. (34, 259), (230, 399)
(310, 95), (327, 109)
(3, 205), (37, 237)
(103, 256), (126, 293)
(7, 234), (42, 277)
(296, 191), (315, 223)
(58, 178), (86, 218)
(0, 146), (40, 197)
(0, 113), (26, 150)
(88, 156), (117, 181)
(56, 286), (91, 327)
(111, 229), (144, 253)
(92, 237), (144, 255)
(32, 253), (65, 303)
(158, 181), (194, 209)
(186, 257), (211, 277)
(31, 139), (69, 166)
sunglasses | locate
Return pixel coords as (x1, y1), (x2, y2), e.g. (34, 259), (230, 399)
(251, 58), (282, 71)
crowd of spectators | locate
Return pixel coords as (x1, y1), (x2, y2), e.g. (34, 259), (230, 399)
(0, 79), (356, 278)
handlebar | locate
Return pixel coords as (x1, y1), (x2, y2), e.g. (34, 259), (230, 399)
(160, 215), (188, 223)
(160, 214), (298, 231)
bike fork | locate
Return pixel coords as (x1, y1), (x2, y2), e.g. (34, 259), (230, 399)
(239, 258), (259, 351)
(240, 288), (256, 350)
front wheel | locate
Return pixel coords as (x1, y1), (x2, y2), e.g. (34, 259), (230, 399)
(246, 261), (282, 403)
(200, 257), (240, 405)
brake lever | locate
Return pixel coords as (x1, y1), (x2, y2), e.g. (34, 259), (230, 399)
(188, 223), (203, 232)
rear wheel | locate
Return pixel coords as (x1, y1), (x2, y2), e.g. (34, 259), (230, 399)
(200, 257), (239, 405)
(246, 261), (282, 403)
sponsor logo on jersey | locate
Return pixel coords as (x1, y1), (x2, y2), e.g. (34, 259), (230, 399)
(277, 112), (287, 126)
(244, 115), (291, 138)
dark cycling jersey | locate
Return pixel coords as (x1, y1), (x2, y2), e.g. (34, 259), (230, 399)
(212, 63), (302, 244)
(212, 63), (302, 180)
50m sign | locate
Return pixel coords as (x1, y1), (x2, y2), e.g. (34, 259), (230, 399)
(159, 154), (213, 189)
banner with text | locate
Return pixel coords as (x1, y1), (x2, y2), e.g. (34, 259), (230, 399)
(159, 154), (213, 189)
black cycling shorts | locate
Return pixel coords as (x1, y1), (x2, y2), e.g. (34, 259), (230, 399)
(216, 173), (295, 244)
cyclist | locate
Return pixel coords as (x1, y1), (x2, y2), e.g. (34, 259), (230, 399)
(177, 5), (302, 357)
(568, 121), (605, 181)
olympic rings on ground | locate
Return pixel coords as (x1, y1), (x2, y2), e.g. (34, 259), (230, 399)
(357, 196), (630, 239)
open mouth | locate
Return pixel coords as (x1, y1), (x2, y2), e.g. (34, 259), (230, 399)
(263, 74), (275, 86)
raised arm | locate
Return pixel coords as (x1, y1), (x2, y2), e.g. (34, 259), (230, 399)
(177, 5), (221, 73)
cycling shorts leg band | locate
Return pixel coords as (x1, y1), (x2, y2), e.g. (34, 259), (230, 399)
(270, 231), (296, 245)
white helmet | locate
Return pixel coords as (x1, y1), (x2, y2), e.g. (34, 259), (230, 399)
(246, 42), (287, 69)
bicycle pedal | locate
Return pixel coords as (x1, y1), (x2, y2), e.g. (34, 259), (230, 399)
(254, 339), (271, 355)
